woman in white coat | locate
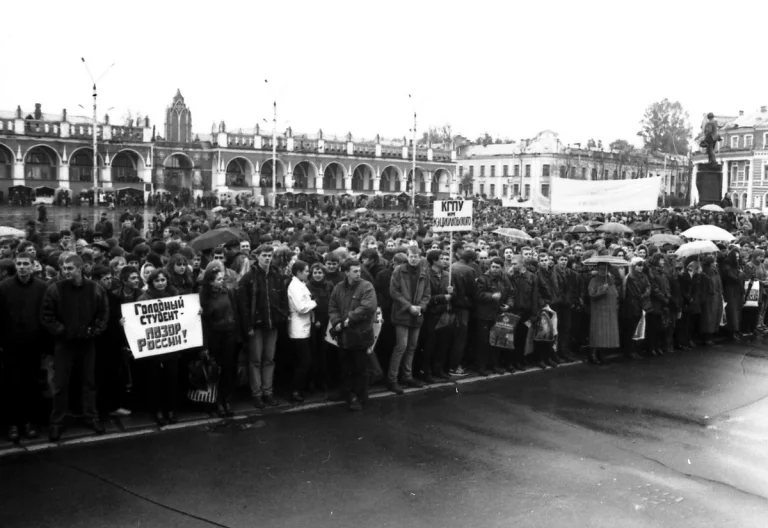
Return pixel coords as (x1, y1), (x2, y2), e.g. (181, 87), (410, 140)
(288, 260), (317, 402)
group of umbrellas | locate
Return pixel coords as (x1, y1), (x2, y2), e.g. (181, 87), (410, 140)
(700, 204), (759, 215)
(492, 221), (736, 267)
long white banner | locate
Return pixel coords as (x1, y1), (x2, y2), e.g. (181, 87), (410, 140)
(534, 176), (661, 213)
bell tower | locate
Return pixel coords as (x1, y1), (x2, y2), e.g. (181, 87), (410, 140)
(164, 89), (192, 142)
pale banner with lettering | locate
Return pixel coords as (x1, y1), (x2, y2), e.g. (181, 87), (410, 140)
(122, 294), (203, 359)
(432, 199), (473, 232)
(534, 177), (662, 214)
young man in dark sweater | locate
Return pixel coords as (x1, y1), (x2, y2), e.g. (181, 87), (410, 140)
(41, 254), (110, 441)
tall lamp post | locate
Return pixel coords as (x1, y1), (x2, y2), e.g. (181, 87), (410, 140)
(81, 58), (114, 203)
(412, 110), (417, 213)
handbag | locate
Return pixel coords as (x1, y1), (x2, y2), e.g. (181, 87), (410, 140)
(435, 310), (457, 331)
(188, 356), (220, 391)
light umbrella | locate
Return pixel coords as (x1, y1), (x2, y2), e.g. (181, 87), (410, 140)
(675, 240), (719, 259)
(0, 227), (25, 238)
(724, 206), (744, 215)
(596, 222), (633, 235)
(355, 207), (368, 214)
(701, 204), (724, 213)
(565, 225), (594, 234)
(493, 227), (532, 241)
(648, 234), (684, 246)
(582, 255), (631, 267)
(211, 206), (226, 213)
(680, 225), (734, 242)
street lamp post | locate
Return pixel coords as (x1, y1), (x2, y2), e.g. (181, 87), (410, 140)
(412, 111), (417, 213)
(81, 58), (114, 203)
(272, 100), (277, 208)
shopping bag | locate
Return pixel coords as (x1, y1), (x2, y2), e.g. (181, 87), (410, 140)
(187, 384), (218, 403)
(533, 310), (555, 342)
(632, 311), (646, 340)
(489, 312), (520, 349)
(744, 280), (759, 308)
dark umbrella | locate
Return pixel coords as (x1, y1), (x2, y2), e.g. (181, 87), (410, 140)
(565, 225), (594, 234)
(596, 222), (633, 234)
(189, 227), (249, 251)
(178, 214), (195, 223)
(628, 222), (665, 232)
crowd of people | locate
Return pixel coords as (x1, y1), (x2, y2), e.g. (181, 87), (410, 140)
(0, 198), (763, 444)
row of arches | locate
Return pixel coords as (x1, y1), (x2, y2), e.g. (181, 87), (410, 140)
(224, 157), (453, 194)
(0, 143), (146, 184)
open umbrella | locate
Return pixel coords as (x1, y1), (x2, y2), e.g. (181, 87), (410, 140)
(701, 204), (724, 213)
(675, 240), (719, 259)
(355, 207), (368, 214)
(724, 206), (744, 215)
(680, 225), (734, 242)
(587, 220), (604, 227)
(493, 227), (532, 240)
(596, 222), (633, 235)
(178, 214), (196, 223)
(746, 208), (761, 214)
(189, 227), (249, 251)
(629, 222), (665, 232)
(211, 206), (226, 213)
(0, 227), (25, 238)
(648, 234), (684, 246)
(582, 255), (631, 267)
(565, 225), (594, 234)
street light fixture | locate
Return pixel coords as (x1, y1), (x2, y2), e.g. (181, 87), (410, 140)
(409, 94), (417, 213)
(81, 57), (114, 202)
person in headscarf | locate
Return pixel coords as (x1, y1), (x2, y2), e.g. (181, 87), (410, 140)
(699, 255), (724, 346)
(621, 257), (651, 359)
(587, 262), (620, 364)
(719, 247), (747, 339)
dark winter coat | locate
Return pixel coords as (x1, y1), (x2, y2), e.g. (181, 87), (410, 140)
(41, 278), (110, 342)
(237, 264), (289, 334)
(475, 271), (515, 321)
(329, 278), (378, 350)
(0, 275), (50, 349)
(426, 267), (451, 316)
(449, 261), (477, 310)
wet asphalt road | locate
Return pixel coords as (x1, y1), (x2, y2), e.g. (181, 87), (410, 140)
(3, 340), (768, 528)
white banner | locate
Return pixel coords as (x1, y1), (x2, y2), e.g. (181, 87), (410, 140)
(535, 177), (661, 213)
(121, 294), (203, 359)
(432, 199), (473, 232)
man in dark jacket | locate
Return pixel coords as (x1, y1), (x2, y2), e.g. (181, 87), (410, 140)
(237, 244), (288, 408)
(511, 257), (537, 369)
(420, 250), (453, 382)
(448, 249), (478, 377)
(474, 258), (515, 376)
(329, 259), (377, 411)
(387, 246), (431, 393)
(552, 254), (579, 361)
(119, 217), (140, 251)
(40, 254), (109, 441)
(0, 253), (50, 442)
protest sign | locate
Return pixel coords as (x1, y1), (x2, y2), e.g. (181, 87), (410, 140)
(121, 294), (203, 359)
(432, 199), (473, 232)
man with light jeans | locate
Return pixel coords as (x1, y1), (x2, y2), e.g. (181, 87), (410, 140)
(387, 246), (431, 394)
(237, 245), (288, 408)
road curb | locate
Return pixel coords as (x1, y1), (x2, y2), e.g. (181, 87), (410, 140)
(0, 359), (586, 458)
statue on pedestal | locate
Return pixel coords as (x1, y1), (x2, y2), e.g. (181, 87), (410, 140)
(701, 112), (722, 166)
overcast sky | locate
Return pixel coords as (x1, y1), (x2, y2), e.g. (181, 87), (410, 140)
(2, 1), (762, 148)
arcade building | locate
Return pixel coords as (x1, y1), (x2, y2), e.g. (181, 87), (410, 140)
(0, 91), (458, 206)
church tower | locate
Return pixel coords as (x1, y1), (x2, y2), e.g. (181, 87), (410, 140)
(164, 89), (192, 142)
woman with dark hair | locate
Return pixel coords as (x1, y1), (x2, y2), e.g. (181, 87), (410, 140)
(622, 257), (651, 359)
(307, 262), (335, 392)
(138, 268), (181, 425)
(200, 266), (239, 417)
(165, 254), (195, 295)
(287, 260), (317, 402)
(588, 262), (620, 364)
(646, 253), (671, 356)
(720, 247), (747, 338)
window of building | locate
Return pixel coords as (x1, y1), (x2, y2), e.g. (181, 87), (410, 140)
(525, 165), (531, 177)
(490, 165), (496, 177)
(469, 166), (474, 177)
(524, 184), (530, 198)
(631, 171), (636, 179)
(480, 165), (485, 177)
(737, 162), (745, 183)
(613, 170), (618, 179)
(559, 165), (566, 178)
(542, 164), (550, 177)
(622, 170), (626, 179)
(591, 168), (597, 179)
(541, 184), (549, 197)
(746, 135), (754, 148)
(489, 184), (495, 197)
(604, 169), (610, 179)
(479, 183), (484, 196)
(764, 133), (768, 149)
(671, 175), (675, 187)
(503, 165), (509, 176)
(764, 163), (768, 183)
(459, 166), (464, 177)
(747, 162), (752, 181)
(582, 167), (587, 179)
(731, 136), (739, 149)
(502, 184), (508, 196)
(514, 165), (520, 177)
(513, 184), (519, 196)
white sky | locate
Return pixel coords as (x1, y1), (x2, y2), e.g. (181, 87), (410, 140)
(2, 0), (763, 147)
